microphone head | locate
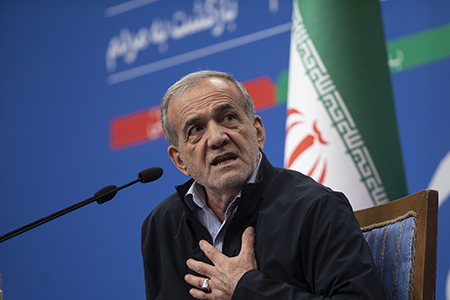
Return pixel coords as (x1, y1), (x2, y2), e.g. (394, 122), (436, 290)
(138, 167), (163, 183)
(95, 184), (118, 204)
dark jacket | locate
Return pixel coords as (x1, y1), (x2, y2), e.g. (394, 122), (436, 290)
(141, 154), (386, 300)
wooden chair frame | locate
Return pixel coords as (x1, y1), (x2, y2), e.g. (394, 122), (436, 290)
(354, 189), (438, 300)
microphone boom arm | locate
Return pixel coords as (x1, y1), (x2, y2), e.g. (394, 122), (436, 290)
(0, 167), (163, 243)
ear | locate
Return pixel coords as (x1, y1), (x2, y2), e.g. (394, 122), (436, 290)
(167, 145), (191, 177)
(253, 116), (266, 151)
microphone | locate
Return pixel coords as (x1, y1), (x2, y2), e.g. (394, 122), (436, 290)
(139, 167), (164, 183)
(0, 167), (163, 243)
(95, 167), (163, 204)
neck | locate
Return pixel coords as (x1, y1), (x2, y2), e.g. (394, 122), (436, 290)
(205, 186), (241, 223)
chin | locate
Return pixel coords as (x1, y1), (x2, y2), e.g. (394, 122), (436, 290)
(215, 172), (250, 189)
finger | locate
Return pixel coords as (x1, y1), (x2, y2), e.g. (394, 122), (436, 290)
(240, 227), (256, 256)
(189, 287), (211, 300)
(184, 274), (208, 290)
(199, 239), (228, 265)
(186, 258), (215, 277)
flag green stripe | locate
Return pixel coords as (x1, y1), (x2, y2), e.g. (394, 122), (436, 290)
(295, 0), (408, 202)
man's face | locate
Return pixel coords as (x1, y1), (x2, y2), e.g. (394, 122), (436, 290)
(167, 77), (266, 194)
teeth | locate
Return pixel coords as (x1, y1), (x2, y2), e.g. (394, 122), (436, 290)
(215, 159), (234, 166)
(212, 155), (237, 166)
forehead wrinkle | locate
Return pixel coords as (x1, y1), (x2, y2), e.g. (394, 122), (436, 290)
(176, 81), (241, 135)
(214, 103), (234, 114)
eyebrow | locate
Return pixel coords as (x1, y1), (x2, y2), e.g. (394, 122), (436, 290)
(182, 103), (236, 135)
(214, 103), (234, 113)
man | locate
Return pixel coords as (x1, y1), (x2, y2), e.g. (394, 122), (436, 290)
(141, 70), (386, 300)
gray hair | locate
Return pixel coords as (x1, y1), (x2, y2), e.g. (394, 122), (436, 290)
(160, 70), (256, 146)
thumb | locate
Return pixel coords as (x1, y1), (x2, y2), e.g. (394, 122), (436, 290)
(240, 226), (256, 256)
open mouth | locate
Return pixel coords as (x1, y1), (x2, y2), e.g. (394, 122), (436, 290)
(211, 153), (238, 166)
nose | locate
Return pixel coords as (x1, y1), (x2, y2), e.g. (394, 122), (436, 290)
(206, 122), (229, 149)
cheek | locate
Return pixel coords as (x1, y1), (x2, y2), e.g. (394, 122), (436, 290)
(181, 144), (203, 164)
(237, 133), (259, 153)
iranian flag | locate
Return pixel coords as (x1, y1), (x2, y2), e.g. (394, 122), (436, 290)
(284, 0), (407, 210)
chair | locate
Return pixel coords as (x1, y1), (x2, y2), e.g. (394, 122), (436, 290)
(354, 189), (438, 300)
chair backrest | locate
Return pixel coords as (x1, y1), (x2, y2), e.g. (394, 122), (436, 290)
(354, 189), (438, 300)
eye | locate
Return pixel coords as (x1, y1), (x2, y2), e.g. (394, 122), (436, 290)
(223, 114), (236, 122)
(188, 125), (203, 136)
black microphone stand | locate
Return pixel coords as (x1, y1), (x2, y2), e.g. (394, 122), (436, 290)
(0, 167), (162, 243)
